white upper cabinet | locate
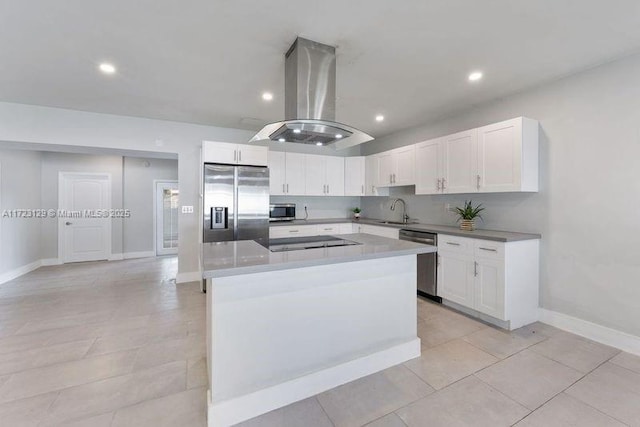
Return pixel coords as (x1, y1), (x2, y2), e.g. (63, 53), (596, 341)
(477, 117), (539, 193)
(415, 117), (539, 195)
(304, 155), (345, 196)
(364, 155), (389, 196)
(376, 146), (416, 187)
(442, 129), (478, 194)
(268, 151), (286, 195)
(415, 138), (442, 195)
(202, 141), (268, 166)
(268, 151), (306, 195)
(344, 157), (365, 196)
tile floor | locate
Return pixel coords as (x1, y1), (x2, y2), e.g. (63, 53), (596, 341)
(1, 258), (639, 426)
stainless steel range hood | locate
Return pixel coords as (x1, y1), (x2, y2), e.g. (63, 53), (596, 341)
(250, 37), (373, 150)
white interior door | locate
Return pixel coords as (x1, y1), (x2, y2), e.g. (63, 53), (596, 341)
(156, 181), (179, 256)
(59, 173), (111, 263)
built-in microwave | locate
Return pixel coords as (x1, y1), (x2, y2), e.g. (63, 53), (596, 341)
(269, 203), (296, 222)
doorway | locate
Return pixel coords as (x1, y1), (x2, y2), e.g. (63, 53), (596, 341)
(155, 181), (179, 256)
(58, 172), (112, 263)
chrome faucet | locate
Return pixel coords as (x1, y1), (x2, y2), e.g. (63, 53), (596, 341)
(390, 198), (410, 224)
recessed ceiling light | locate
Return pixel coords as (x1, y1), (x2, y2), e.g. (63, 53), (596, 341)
(293, 129), (301, 134)
(278, 138), (285, 142)
(335, 134), (343, 139)
(375, 115), (385, 122)
(98, 63), (116, 74)
(316, 142), (323, 146)
(468, 71), (483, 82)
(262, 92), (273, 101)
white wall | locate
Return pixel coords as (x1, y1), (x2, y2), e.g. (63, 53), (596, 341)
(0, 149), (42, 276)
(361, 52), (640, 338)
(40, 152), (124, 260)
(0, 102), (255, 278)
(123, 157), (178, 254)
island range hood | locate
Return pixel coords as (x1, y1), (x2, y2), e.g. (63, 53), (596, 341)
(250, 37), (374, 150)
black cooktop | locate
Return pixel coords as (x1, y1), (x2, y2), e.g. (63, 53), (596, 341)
(268, 236), (361, 252)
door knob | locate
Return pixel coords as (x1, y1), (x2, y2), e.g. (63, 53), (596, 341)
(65, 222), (72, 226)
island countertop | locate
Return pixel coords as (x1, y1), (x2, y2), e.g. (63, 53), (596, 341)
(202, 233), (436, 279)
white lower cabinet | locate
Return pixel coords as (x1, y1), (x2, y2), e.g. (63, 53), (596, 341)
(269, 222), (353, 239)
(437, 234), (539, 330)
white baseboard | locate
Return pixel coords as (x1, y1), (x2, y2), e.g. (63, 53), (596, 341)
(539, 308), (640, 356)
(109, 253), (124, 261)
(123, 251), (155, 260)
(176, 271), (201, 284)
(40, 258), (62, 266)
(207, 338), (421, 427)
(0, 260), (42, 285)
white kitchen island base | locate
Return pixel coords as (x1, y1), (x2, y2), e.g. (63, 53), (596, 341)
(206, 253), (422, 427)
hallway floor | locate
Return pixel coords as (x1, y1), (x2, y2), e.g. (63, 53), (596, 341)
(1, 257), (639, 426)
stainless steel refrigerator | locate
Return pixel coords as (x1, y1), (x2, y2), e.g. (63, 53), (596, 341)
(203, 164), (269, 247)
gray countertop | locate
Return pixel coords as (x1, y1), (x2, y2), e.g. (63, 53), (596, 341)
(203, 233), (437, 279)
(269, 217), (541, 242)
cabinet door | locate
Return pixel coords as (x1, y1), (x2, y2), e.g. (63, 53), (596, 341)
(364, 155), (388, 196)
(269, 225), (318, 239)
(237, 145), (268, 167)
(285, 153), (306, 195)
(345, 157), (365, 196)
(268, 151), (286, 195)
(474, 257), (506, 320)
(359, 224), (399, 239)
(477, 118), (522, 193)
(202, 141), (238, 164)
(437, 251), (475, 309)
(377, 152), (394, 186)
(415, 138), (442, 195)
(393, 145), (415, 186)
(304, 155), (325, 196)
(442, 129), (478, 194)
(325, 156), (345, 196)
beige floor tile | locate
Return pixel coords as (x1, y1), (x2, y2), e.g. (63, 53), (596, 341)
(132, 334), (205, 371)
(417, 308), (487, 349)
(0, 350), (137, 403)
(0, 339), (93, 376)
(317, 364), (434, 427)
(476, 350), (583, 410)
(518, 322), (563, 337)
(396, 376), (529, 427)
(41, 360), (186, 425)
(111, 387), (206, 427)
(462, 326), (548, 359)
(405, 339), (498, 390)
(187, 357), (208, 389)
(365, 412), (408, 427)
(15, 310), (114, 336)
(566, 362), (640, 425)
(0, 391), (58, 427)
(60, 412), (115, 427)
(609, 351), (640, 374)
(237, 397), (333, 427)
(529, 331), (620, 373)
(515, 392), (625, 427)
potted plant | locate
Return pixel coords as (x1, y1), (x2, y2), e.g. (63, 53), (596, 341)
(454, 200), (484, 231)
(351, 207), (361, 219)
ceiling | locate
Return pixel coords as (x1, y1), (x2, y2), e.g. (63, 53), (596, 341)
(2, 0), (640, 139)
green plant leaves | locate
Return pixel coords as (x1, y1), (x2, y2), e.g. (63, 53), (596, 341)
(454, 200), (484, 221)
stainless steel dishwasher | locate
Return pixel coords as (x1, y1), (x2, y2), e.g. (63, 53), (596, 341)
(399, 229), (441, 303)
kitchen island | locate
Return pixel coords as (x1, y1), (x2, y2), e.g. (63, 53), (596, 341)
(203, 233), (436, 427)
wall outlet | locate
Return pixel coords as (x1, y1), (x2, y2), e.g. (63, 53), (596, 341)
(445, 203), (456, 214)
(181, 205), (194, 214)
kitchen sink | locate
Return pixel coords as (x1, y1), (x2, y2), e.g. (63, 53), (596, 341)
(377, 220), (416, 225)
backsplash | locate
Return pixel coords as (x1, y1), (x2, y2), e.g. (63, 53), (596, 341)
(270, 196), (361, 220)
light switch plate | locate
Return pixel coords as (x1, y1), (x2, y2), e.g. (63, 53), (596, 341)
(181, 206), (194, 214)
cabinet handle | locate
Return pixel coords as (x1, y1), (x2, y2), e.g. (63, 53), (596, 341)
(327, 184), (330, 194)
(446, 242), (460, 246)
(234, 150), (237, 162)
(361, 184), (364, 195)
(441, 178), (446, 191)
(289, 230), (299, 233)
(239, 150), (242, 162)
(286, 183), (289, 193)
(477, 174), (481, 190)
(282, 184), (285, 193)
(436, 178), (441, 191)
(389, 174), (393, 184)
(479, 247), (497, 252)
(474, 261), (478, 277)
